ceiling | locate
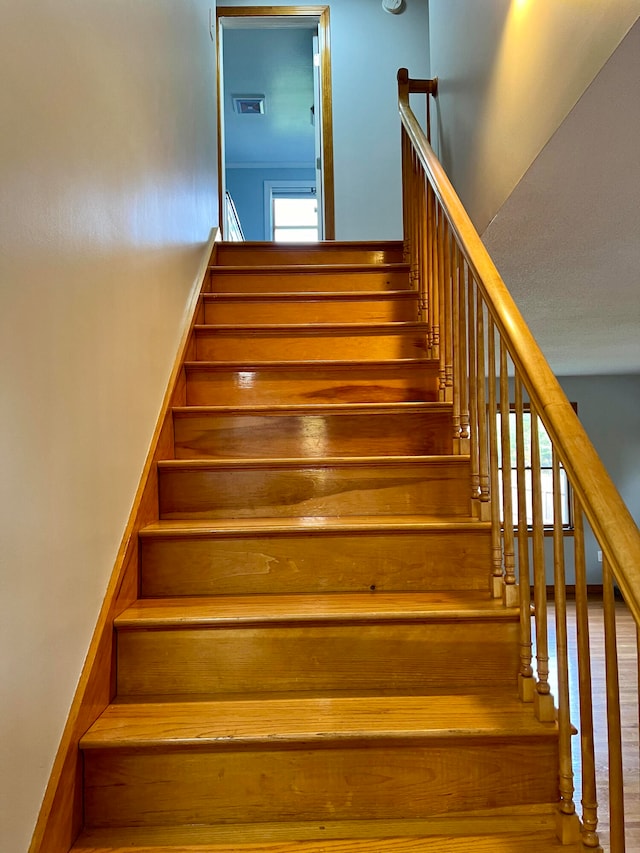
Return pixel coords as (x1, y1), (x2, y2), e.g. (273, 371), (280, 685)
(221, 26), (316, 168)
(482, 20), (640, 377)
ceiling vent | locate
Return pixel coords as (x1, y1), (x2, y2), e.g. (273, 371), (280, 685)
(232, 95), (265, 115)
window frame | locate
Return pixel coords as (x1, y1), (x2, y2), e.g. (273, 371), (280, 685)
(497, 405), (576, 532)
(263, 180), (319, 242)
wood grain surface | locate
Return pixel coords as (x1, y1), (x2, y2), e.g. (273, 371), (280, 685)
(203, 290), (419, 325)
(157, 456), (472, 520)
(82, 737), (558, 827)
(208, 265), (411, 294)
(193, 323), (429, 362)
(139, 518), (492, 596)
(185, 359), (440, 406)
(172, 403), (453, 459)
(214, 240), (405, 267)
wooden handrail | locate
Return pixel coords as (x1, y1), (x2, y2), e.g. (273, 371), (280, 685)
(398, 68), (640, 626)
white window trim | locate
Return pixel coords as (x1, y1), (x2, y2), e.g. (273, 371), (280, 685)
(263, 180), (317, 241)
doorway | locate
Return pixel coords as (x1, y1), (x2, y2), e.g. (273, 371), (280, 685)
(216, 6), (334, 241)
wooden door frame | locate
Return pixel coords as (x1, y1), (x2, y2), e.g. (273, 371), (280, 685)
(216, 5), (335, 240)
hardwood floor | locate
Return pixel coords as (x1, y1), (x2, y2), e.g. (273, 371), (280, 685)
(549, 599), (639, 851)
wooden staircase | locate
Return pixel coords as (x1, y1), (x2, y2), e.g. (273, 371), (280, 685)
(71, 242), (581, 852)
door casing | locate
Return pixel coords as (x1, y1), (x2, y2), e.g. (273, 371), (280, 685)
(216, 5), (335, 240)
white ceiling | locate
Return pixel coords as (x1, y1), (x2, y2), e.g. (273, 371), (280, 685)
(482, 20), (640, 377)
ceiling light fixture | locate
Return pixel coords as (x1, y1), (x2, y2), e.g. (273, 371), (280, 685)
(382, 0), (405, 14)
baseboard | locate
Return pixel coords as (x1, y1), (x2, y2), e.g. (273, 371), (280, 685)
(544, 585), (604, 600)
(29, 228), (219, 853)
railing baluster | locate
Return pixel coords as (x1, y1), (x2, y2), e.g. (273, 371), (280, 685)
(475, 289), (490, 523)
(416, 166), (427, 323)
(467, 275), (480, 511)
(499, 341), (517, 607)
(573, 500), (601, 849)
(552, 449), (580, 843)
(531, 407), (555, 722)
(410, 151), (420, 293)
(514, 377), (534, 701)
(421, 175), (430, 327)
(452, 244), (461, 451)
(486, 314), (502, 595)
(443, 218), (454, 402)
(603, 556), (625, 852)
(436, 205), (445, 397)
(458, 252), (470, 454)
(401, 128), (410, 263)
(430, 197), (440, 360)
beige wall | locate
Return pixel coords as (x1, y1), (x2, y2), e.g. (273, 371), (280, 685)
(429, 0), (640, 232)
(0, 2), (218, 849)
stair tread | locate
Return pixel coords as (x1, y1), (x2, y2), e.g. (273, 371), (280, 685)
(139, 517), (488, 540)
(115, 591), (517, 628)
(140, 516), (488, 535)
(185, 358), (436, 369)
(210, 263), (410, 273)
(71, 824), (579, 852)
(81, 693), (555, 750)
(219, 239), (404, 248)
(194, 322), (427, 332)
(172, 402), (451, 416)
(157, 454), (469, 470)
(203, 290), (417, 300)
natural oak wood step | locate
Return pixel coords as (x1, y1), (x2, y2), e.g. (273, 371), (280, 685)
(213, 240), (405, 267)
(117, 590), (516, 627)
(80, 695), (558, 828)
(172, 402), (453, 459)
(82, 694), (550, 748)
(207, 264), (411, 293)
(184, 359), (440, 406)
(193, 322), (429, 362)
(139, 516), (492, 596)
(71, 827), (582, 852)
(157, 455), (472, 520)
(114, 592), (519, 696)
(203, 290), (419, 324)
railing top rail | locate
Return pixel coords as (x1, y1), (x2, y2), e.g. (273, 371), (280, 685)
(398, 68), (640, 622)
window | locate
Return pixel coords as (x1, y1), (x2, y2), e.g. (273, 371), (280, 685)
(498, 410), (572, 529)
(264, 181), (319, 242)
(272, 196), (319, 242)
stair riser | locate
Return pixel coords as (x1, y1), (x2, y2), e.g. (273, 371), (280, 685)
(214, 243), (405, 266)
(158, 461), (472, 520)
(185, 364), (440, 406)
(116, 622), (520, 696)
(140, 529), (492, 596)
(173, 410), (453, 459)
(203, 295), (419, 325)
(194, 329), (429, 362)
(208, 269), (410, 293)
(83, 739), (558, 827)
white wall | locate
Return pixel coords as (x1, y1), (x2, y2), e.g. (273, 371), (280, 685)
(219, 0), (430, 240)
(0, 2), (218, 849)
(429, 0), (640, 232)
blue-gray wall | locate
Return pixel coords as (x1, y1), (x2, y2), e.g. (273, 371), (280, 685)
(226, 167), (316, 240)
